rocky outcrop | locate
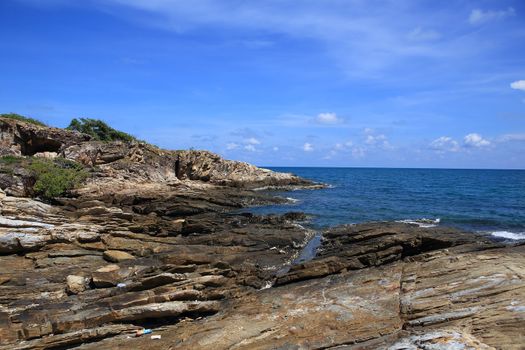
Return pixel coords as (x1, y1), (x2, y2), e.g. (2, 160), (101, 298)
(274, 222), (488, 285)
(0, 118), (90, 157)
(0, 117), (321, 206)
(173, 150), (319, 189)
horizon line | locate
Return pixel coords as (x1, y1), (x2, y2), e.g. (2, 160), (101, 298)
(260, 165), (525, 171)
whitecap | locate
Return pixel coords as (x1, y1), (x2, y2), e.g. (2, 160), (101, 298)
(396, 218), (441, 228)
(491, 231), (525, 240)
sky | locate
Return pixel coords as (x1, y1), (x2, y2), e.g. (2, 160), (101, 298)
(0, 0), (524, 168)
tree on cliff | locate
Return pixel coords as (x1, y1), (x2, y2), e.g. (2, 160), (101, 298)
(67, 118), (136, 142)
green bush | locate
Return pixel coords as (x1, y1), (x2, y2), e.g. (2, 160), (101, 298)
(67, 118), (136, 142)
(29, 158), (88, 199)
(0, 113), (46, 126)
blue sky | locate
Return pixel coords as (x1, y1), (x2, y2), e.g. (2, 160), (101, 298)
(1, 0), (524, 168)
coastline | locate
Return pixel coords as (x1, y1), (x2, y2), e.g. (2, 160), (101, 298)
(0, 118), (524, 349)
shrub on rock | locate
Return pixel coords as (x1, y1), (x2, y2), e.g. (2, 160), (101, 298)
(29, 158), (88, 199)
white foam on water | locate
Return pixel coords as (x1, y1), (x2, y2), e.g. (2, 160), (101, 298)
(491, 231), (525, 240)
(396, 218), (441, 228)
(286, 197), (300, 203)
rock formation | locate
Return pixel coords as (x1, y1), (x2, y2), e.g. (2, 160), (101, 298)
(0, 117), (523, 349)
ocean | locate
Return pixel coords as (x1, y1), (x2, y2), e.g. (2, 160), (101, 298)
(249, 167), (525, 241)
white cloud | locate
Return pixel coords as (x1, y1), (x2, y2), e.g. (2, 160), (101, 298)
(464, 133), (490, 147)
(245, 137), (260, 145)
(226, 142), (239, 150)
(468, 7), (515, 25)
(96, 0), (461, 76)
(303, 143), (314, 152)
(510, 80), (525, 91)
(365, 134), (386, 145)
(244, 144), (256, 152)
(272, 146), (279, 151)
(430, 134), (490, 152)
(364, 133), (392, 150)
(315, 112), (342, 124)
(334, 141), (353, 151)
(430, 136), (460, 153)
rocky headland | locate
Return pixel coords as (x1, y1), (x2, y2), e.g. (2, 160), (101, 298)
(0, 117), (523, 349)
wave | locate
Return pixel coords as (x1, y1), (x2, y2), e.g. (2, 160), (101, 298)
(490, 231), (525, 240)
(396, 218), (441, 228)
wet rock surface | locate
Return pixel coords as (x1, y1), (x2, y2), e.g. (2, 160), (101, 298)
(0, 118), (523, 349)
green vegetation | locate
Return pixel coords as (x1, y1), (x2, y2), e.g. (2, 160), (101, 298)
(0, 156), (88, 199)
(0, 113), (46, 126)
(67, 118), (137, 142)
(29, 158), (88, 199)
(0, 155), (23, 165)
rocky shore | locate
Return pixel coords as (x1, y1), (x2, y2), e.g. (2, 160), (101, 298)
(0, 117), (524, 349)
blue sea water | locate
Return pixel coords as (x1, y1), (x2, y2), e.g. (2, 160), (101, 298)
(249, 168), (525, 240)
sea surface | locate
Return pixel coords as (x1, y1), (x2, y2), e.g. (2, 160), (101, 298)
(249, 167), (525, 241)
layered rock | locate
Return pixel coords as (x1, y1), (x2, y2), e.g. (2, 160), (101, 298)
(76, 224), (525, 350)
(274, 222), (489, 285)
(0, 188), (312, 348)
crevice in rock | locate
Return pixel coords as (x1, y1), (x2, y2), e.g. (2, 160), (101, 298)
(175, 157), (181, 179)
(121, 309), (218, 329)
(401, 236), (454, 258)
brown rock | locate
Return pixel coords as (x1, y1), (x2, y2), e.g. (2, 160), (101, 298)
(66, 275), (87, 295)
(92, 264), (121, 287)
(0, 117), (91, 157)
(103, 250), (135, 263)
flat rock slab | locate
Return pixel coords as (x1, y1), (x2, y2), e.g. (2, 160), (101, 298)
(103, 250), (135, 262)
(399, 245), (525, 349)
(79, 263), (404, 349)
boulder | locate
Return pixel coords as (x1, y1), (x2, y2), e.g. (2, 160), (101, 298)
(33, 151), (58, 159)
(66, 275), (87, 295)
